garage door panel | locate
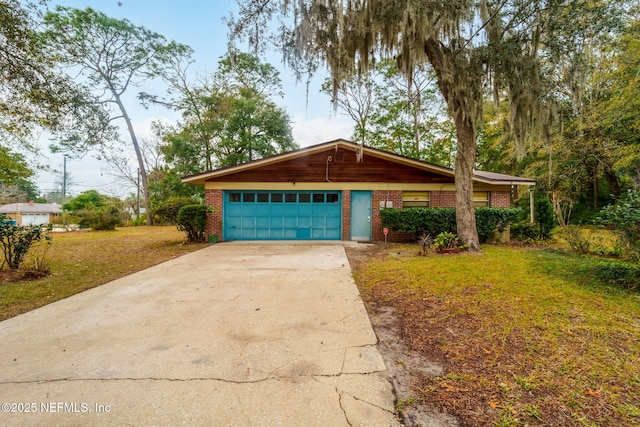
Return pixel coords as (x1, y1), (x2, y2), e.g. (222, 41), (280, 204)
(298, 216), (311, 227)
(298, 205), (311, 216)
(242, 205), (256, 216)
(326, 217), (341, 227)
(256, 228), (270, 238)
(226, 204), (243, 216)
(284, 217), (297, 227)
(223, 191), (341, 240)
(270, 228), (284, 238)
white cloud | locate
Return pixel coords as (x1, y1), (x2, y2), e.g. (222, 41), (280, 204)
(291, 113), (354, 147)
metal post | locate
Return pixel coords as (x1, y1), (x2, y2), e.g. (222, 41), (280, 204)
(529, 189), (535, 224)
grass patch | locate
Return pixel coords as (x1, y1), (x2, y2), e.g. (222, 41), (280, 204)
(0, 226), (208, 321)
(351, 243), (640, 426)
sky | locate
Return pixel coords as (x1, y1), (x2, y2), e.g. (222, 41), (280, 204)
(35, 0), (354, 199)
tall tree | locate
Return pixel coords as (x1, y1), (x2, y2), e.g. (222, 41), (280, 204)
(0, 145), (33, 186)
(2, 1), (64, 141)
(228, 0), (621, 250)
(41, 7), (192, 225)
(321, 73), (373, 149)
(160, 51), (296, 172)
(367, 60), (455, 165)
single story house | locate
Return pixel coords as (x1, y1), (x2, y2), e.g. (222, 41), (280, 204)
(0, 202), (62, 226)
(182, 139), (536, 242)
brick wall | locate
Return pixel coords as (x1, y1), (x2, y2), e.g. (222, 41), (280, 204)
(204, 189), (223, 239)
(430, 191), (456, 207)
(372, 190), (403, 241)
(490, 191), (511, 208)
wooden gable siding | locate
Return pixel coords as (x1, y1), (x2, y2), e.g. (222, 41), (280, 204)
(205, 148), (452, 183)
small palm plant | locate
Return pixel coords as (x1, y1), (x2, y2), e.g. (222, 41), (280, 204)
(417, 233), (433, 256)
(433, 231), (460, 253)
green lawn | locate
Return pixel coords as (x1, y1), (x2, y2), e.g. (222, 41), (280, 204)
(353, 243), (640, 426)
(0, 226), (208, 321)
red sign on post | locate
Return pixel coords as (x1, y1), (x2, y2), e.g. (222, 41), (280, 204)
(383, 228), (389, 235)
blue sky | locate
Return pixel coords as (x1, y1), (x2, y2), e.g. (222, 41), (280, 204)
(36, 0), (353, 198)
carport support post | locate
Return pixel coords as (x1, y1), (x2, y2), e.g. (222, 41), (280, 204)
(529, 189), (535, 224)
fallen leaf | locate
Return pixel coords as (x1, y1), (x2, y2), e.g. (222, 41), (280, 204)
(488, 401), (500, 409)
(585, 389), (601, 397)
(440, 382), (469, 392)
(440, 382), (457, 392)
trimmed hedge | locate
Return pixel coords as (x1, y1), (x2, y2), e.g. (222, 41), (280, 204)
(380, 207), (522, 242)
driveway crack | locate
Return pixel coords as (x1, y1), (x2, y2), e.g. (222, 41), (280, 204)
(337, 387), (354, 427)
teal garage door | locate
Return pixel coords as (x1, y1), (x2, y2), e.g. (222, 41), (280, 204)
(223, 191), (342, 240)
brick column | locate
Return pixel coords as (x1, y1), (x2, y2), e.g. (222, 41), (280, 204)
(205, 189), (223, 240)
(342, 190), (350, 240)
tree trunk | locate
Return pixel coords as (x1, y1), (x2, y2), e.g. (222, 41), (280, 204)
(424, 38), (481, 251)
(604, 168), (621, 201)
(113, 93), (153, 226)
(453, 110), (481, 251)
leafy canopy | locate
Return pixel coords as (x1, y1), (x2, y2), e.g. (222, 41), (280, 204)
(159, 51), (296, 172)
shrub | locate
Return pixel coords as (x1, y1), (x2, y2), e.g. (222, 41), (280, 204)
(380, 207), (456, 236)
(598, 189), (640, 262)
(176, 204), (207, 242)
(563, 225), (591, 254)
(380, 207), (521, 242)
(592, 262), (640, 291)
(77, 206), (122, 230)
(535, 196), (555, 239)
(475, 208), (521, 242)
(154, 196), (198, 225)
(0, 215), (51, 270)
(433, 231), (460, 253)
(510, 222), (541, 243)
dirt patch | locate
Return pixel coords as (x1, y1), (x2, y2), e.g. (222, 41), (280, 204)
(345, 243), (460, 427)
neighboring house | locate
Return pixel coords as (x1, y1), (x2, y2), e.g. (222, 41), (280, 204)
(0, 202), (62, 226)
(182, 139), (536, 242)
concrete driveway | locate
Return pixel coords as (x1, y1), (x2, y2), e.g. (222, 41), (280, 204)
(0, 242), (399, 426)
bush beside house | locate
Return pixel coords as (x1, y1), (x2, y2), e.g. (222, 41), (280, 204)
(380, 207), (521, 243)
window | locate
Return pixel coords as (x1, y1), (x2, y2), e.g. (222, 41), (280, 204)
(299, 193), (310, 203)
(229, 192), (241, 202)
(285, 193), (297, 203)
(243, 193), (255, 203)
(271, 193), (283, 202)
(326, 193), (339, 203)
(313, 194), (325, 203)
(257, 193), (269, 202)
(402, 191), (430, 208)
(473, 191), (490, 207)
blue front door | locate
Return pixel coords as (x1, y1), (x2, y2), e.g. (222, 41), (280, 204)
(350, 191), (372, 241)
